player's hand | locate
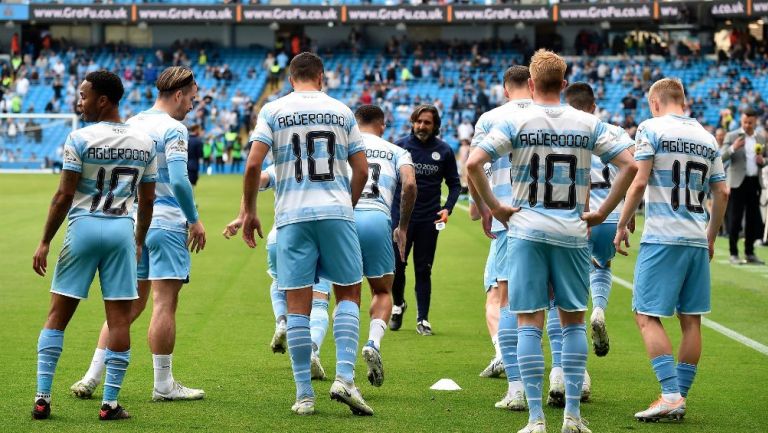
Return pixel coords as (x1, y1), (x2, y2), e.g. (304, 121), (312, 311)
(480, 207), (496, 239)
(628, 214), (636, 234)
(490, 205), (520, 230)
(33, 241), (50, 277)
(581, 210), (607, 227)
(708, 239), (715, 262)
(222, 215), (243, 239)
(614, 226), (631, 256)
(242, 212), (263, 249)
(393, 226), (407, 262)
(732, 136), (745, 151)
(434, 209), (449, 225)
(188, 220), (207, 253)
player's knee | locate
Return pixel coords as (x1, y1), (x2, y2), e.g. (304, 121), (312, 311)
(635, 313), (660, 330)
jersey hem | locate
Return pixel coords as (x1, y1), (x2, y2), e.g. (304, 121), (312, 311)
(508, 232), (588, 249)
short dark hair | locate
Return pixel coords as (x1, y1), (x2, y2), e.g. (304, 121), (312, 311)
(355, 105), (385, 126)
(289, 52), (324, 83)
(742, 106), (758, 117)
(410, 104), (441, 137)
(85, 70), (124, 105)
(564, 82), (595, 113)
(503, 65), (530, 89)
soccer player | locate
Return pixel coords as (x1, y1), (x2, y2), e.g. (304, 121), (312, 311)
(239, 52), (371, 416)
(70, 66), (206, 402)
(614, 78), (728, 422)
(468, 66), (532, 412)
(353, 105), (417, 387)
(31, 70), (156, 420)
(564, 82), (636, 358)
(467, 49), (637, 433)
(223, 166), (332, 380)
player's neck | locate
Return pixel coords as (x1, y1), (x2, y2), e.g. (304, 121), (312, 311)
(292, 83), (321, 92)
(96, 107), (122, 124)
(657, 107), (685, 117)
(359, 126), (381, 137)
(506, 90), (530, 101)
(533, 91), (561, 105)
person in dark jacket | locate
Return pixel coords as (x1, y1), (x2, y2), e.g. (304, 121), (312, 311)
(389, 104), (461, 336)
(187, 124), (203, 187)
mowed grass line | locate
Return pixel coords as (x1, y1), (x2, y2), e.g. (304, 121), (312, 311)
(0, 174), (766, 432)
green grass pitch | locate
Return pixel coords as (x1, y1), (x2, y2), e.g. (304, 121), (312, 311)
(1, 174), (767, 432)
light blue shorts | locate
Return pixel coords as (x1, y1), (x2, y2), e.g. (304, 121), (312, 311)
(267, 242), (331, 294)
(51, 217), (138, 301)
(633, 243), (711, 317)
(355, 210), (395, 278)
(144, 228), (190, 281)
(507, 237), (589, 313)
(483, 230), (508, 292)
(589, 223), (617, 268)
(276, 219), (363, 290)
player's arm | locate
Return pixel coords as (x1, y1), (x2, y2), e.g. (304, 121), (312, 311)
(168, 159), (205, 253)
(582, 148), (637, 227)
(33, 169), (80, 276)
(135, 181), (156, 257)
(466, 147), (517, 227)
(223, 171), (271, 239)
(348, 151), (368, 208)
(241, 141), (267, 248)
(614, 159), (652, 256)
(394, 164), (417, 261)
(467, 176), (495, 239)
(707, 180), (729, 261)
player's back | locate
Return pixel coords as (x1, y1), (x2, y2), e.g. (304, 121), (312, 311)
(472, 98), (532, 232)
(589, 123), (633, 223)
(480, 104), (627, 247)
(356, 133), (411, 215)
(64, 121), (156, 221)
(127, 109), (189, 232)
(251, 91), (363, 227)
(635, 114), (725, 247)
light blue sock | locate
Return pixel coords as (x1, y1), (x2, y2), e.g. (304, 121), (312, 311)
(103, 349), (130, 404)
(518, 325), (545, 423)
(676, 362), (697, 398)
(36, 328), (64, 398)
(562, 324), (588, 418)
(333, 300), (360, 383)
(651, 354), (679, 395)
(546, 307), (562, 368)
(310, 298), (329, 353)
(286, 314), (314, 400)
(270, 280), (287, 324)
(590, 267), (612, 310)
(497, 306), (520, 382)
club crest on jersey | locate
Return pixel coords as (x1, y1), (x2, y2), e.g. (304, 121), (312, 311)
(169, 139), (187, 154)
(431, 152), (441, 161)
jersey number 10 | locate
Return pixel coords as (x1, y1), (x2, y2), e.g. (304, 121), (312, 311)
(525, 153), (577, 209)
(291, 131), (336, 182)
(671, 160), (708, 213)
(90, 167), (140, 215)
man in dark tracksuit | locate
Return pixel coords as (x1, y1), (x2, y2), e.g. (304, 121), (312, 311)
(187, 124), (204, 187)
(390, 105), (461, 335)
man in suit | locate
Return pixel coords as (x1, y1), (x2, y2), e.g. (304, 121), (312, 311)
(722, 107), (767, 264)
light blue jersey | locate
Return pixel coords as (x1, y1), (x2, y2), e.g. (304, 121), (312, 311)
(635, 114), (726, 248)
(249, 90), (365, 227)
(471, 99), (533, 232)
(62, 121), (157, 221)
(126, 109), (190, 233)
(477, 104), (631, 248)
(589, 123), (634, 223)
(356, 132), (413, 215)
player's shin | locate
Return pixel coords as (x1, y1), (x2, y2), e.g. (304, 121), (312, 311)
(333, 300), (361, 383)
(561, 324), (588, 419)
(286, 314), (314, 400)
(36, 329), (64, 402)
(518, 325), (545, 422)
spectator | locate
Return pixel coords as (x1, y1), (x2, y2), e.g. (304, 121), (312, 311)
(722, 107), (767, 264)
(15, 75), (29, 97)
(187, 124), (204, 187)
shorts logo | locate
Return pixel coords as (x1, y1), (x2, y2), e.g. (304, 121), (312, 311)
(431, 152), (441, 161)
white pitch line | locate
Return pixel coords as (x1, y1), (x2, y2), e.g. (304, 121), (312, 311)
(611, 276), (768, 357)
(448, 197), (768, 356)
